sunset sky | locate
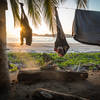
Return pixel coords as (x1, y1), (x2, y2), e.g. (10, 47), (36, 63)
(6, 0), (100, 38)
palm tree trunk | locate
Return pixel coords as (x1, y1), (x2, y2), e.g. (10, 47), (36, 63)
(0, 0), (10, 93)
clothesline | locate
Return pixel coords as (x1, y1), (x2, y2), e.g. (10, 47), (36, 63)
(58, 7), (100, 12)
(58, 7), (76, 10)
(58, 6), (88, 10)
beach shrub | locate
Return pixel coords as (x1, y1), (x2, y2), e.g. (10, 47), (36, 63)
(8, 52), (100, 70)
(9, 63), (18, 72)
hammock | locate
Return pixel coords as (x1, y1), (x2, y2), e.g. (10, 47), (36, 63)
(72, 9), (100, 46)
(20, 3), (32, 46)
(54, 8), (70, 56)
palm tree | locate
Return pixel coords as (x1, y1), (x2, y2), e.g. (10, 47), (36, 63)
(0, 0), (10, 93)
(0, 0), (88, 92)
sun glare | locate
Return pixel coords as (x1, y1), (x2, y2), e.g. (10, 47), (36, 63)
(14, 27), (21, 38)
(15, 27), (21, 32)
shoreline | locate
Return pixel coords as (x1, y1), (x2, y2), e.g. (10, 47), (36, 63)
(7, 42), (100, 53)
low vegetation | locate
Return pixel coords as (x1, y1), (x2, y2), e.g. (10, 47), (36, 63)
(8, 52), (100, 72)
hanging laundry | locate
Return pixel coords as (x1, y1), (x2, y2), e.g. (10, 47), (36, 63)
(20, 3), (32, 46)
(54, 7), (70, 56)
(72, 9), (100, 46)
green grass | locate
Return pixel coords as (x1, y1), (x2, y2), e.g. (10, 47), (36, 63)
(8, 52), (100, 71)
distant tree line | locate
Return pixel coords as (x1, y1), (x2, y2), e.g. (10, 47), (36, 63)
(32, 33), (72, 38)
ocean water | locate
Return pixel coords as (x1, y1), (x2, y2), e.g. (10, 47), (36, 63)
(7, 36), (78, 43)
(7, 36), (100, 53)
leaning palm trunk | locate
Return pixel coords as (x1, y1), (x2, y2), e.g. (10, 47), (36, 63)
(54, 7), (69, 56)
(0, 40), (10, 92)
(0, 0), (10, 93)
(20, 3), (32, 46)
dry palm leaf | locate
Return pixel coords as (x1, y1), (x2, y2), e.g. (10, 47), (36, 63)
(20, 3), (32, 46)
(54, 7), (69, 56)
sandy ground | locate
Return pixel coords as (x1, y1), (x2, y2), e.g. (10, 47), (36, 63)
(6, 70), (100, 100)
(7, 43), (100, 53)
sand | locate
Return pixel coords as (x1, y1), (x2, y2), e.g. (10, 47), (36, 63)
(6, 70), (100, 100)
(7, 43), (100, 53)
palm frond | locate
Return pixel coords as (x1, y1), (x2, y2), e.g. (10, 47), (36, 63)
(42, 0), (57, 35)
(77, 0), (88, 9)
(10, 0), (20, 27)
(42, 0), (66, 35)
(25, 0), (41, 27)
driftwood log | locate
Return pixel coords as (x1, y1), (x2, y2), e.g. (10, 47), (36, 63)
(17, 70), (88, 84)
(32, 88), (89, 100)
